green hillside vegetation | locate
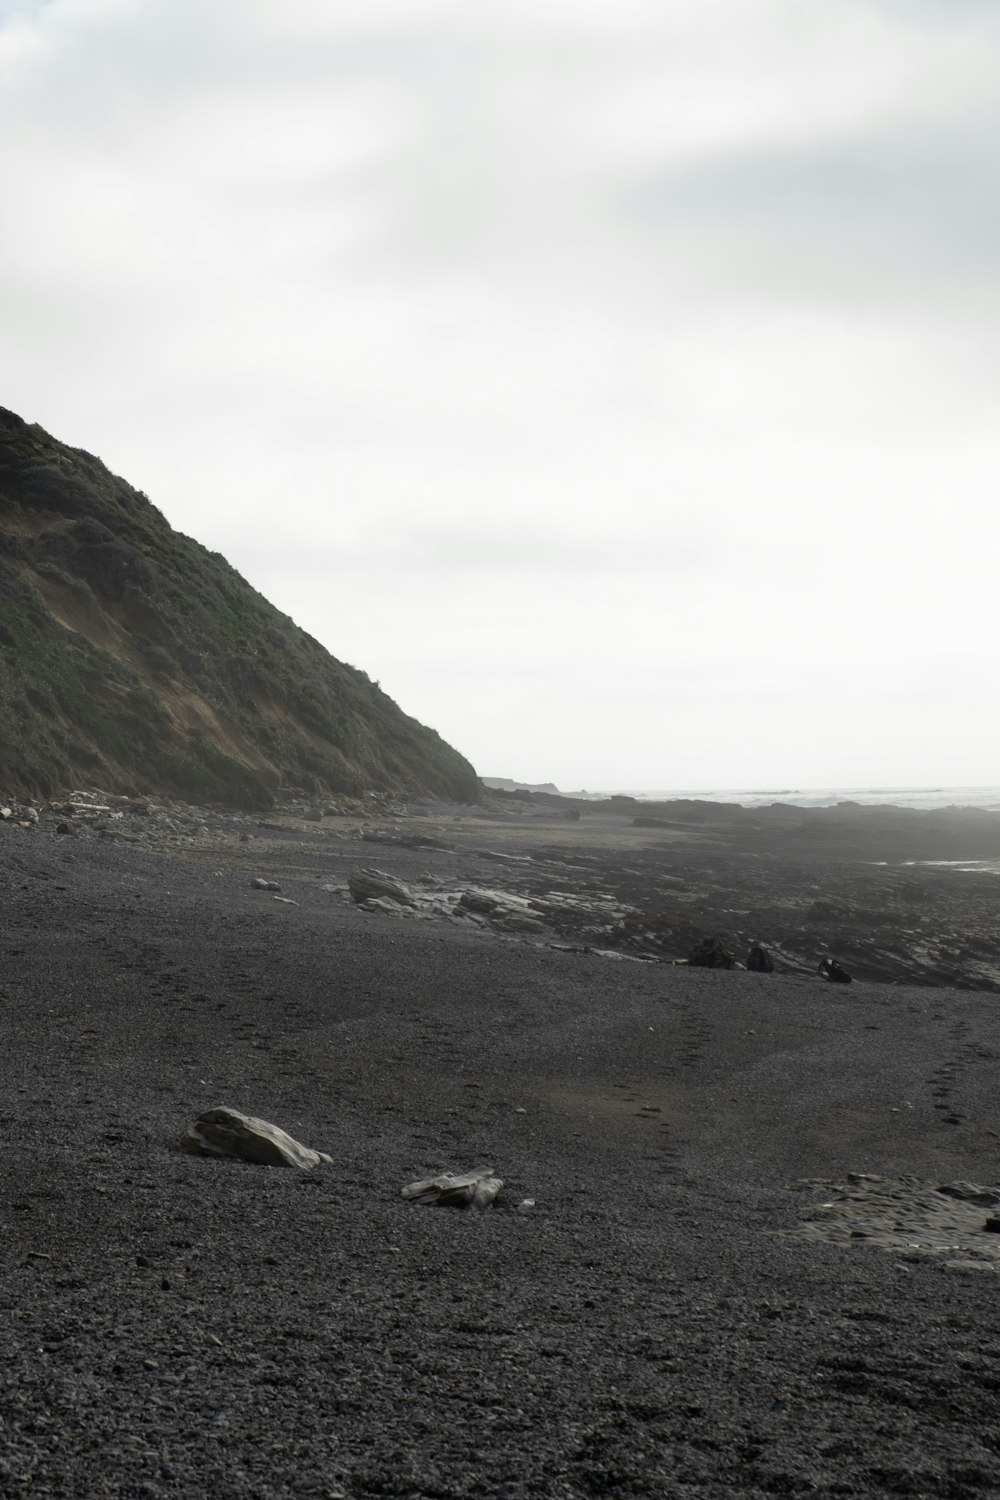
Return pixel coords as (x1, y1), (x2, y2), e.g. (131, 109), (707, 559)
(0, 407), (480, 808)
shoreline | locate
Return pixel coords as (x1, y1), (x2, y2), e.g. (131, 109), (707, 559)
(10, 784), (1000, 990)
(3, 803), (1000, 1493)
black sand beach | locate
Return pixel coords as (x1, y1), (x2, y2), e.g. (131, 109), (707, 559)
(4, 806), (1000, 1498)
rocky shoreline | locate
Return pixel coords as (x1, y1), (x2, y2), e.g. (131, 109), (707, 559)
(7, 786), (1000, 991)
(3, 792), (1000, 1495)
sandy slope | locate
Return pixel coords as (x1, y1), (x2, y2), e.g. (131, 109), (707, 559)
(3, 820), (1000, 1498)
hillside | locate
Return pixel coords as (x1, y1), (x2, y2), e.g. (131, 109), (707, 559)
(0, 407), (481, 808)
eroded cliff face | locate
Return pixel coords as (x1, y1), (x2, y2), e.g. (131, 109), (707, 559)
(0, 407), (480, 807)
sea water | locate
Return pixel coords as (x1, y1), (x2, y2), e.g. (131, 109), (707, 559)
(597, 786), (1000, 813)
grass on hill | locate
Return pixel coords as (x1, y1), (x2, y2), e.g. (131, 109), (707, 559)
(0, 407), (481, 808)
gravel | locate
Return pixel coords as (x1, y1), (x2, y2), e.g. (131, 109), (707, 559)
(2, 823), (1000, 1497)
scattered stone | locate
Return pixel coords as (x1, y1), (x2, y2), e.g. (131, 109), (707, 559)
(348, 868), (414, 906)
(819, 957), (853, 984)
(251, 878), (281, 891)
(401, 1167), (504, 1209)
(179, 1107), (332, 1170)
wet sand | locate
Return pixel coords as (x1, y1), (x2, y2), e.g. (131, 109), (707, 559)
(3, 810), (1000, 1497)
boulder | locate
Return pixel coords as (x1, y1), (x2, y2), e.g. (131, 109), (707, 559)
(179, 1107), (332, 1170)
(459, 890), (501, 915)
(348, 868), (414, 906)
(402, 1167), (503, 1209)
(688, 937), (734, 969)
(747, 945), (774, 973)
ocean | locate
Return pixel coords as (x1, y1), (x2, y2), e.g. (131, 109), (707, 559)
(599, 787), (1000, 813)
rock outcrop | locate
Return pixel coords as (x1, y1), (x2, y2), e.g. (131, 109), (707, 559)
(348, 868), (414, 906)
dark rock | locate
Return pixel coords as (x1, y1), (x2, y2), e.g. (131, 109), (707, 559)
(688, 937), (734, 969)
(459, 890), (500, 915)
(747, 945), (774, 973)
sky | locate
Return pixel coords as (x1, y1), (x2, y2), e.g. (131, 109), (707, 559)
(1, 0), (998, 792)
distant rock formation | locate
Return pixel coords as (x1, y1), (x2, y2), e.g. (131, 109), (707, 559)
(0, 407), (481, 807)
(482, 777), (563, 794)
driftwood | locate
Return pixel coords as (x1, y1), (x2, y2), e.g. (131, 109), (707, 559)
(401, 1167), (504, 1209)
(180, 1107), (332, 1170)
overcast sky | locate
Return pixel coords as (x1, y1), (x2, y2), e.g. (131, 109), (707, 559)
(1, 0), (998, 791)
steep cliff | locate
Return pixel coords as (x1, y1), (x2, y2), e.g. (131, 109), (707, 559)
(0, 408), (480, 807)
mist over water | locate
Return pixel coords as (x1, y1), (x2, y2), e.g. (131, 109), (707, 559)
(597, 787), (1000, 813)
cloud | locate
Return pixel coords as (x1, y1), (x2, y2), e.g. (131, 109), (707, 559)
(626, 126), (1000, 316)
(0, 0), (998, 785)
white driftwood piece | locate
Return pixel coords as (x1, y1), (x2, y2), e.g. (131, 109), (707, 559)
(401, 1167), (504, 1209)
(180, 1107), (332, 1170)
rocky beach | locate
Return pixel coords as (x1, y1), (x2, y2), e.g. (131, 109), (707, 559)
(3, 792), (1000, 1497)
